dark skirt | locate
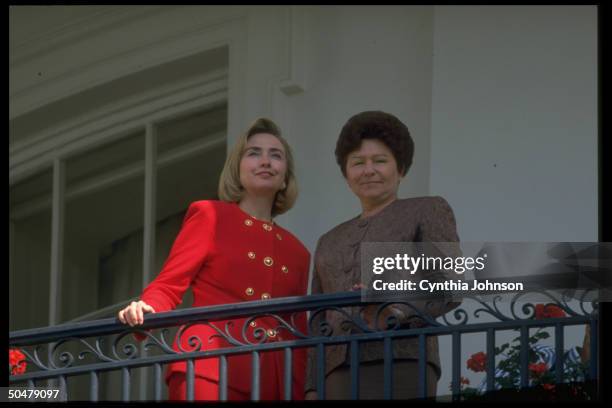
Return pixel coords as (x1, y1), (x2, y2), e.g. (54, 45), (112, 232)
(324, 359), (439, 400)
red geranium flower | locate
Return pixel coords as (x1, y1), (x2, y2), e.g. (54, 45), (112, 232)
(467, 352), (487, 372)
(542, 383), (556, 391)
(9, 348), (27, 375)
(535, 304), (566, 319)
(528, 362), (548, 377)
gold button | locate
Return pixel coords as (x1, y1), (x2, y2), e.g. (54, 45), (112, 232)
(267, 329), (277, 338)
(263, 223), (272, 231)
(248, 251), (256, 259)
(244, 219), (253, 227)
(276, 233), (282, 240)
(245, 287), (254, 296)
(261, 292), (271, 300)
(250, 321), (257, 328)
(263, 257), (274, 267)
(281, 265), (289, 274)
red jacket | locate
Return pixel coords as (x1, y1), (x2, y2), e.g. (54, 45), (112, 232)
(137, 200), (310, 398)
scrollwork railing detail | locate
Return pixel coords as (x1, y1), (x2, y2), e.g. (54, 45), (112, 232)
(9, 289), (597, 378)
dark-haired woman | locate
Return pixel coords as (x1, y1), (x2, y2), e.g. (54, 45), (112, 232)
(305, 111), (461, 400)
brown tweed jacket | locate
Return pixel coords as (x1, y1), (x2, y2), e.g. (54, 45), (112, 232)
(305, 196), (462, 393)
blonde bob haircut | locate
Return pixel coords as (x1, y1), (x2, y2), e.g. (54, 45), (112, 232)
(218, 118), (298, 217)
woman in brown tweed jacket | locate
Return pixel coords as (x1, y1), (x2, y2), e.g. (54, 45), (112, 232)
(305, 111), (461, 400)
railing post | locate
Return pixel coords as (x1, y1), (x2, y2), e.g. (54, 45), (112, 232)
(90, 371), (99, 402)
(519, 326), (529, 388)
(418, 333), (427, 399)
(59, 375), (67, 402)
(486, 328), (495, 392)
(383, 337), (393, 399)
(554, 324), (564, 384)
(121, 368), (131, 402)
(350, 340), (360, 400)
(251, 351), (260, 401)
(589, 320), (597, 380)
(284, 347), (292, 401)
(186, 359), (194, 401)
(154, 363), (162, 401)
(451, 331), (461, 400)
(316, 343), (325, 400)
(219, 355), (228, 401)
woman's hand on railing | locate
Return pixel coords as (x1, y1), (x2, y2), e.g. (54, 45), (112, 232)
(117, 300), (156, 327)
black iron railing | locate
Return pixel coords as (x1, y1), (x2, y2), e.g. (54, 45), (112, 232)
(9, 290), (598, 401)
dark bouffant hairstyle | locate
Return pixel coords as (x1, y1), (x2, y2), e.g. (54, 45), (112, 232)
(335, 111), (415, 177)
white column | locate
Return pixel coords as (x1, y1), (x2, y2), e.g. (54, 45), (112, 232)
(49, 159), (65, 326)
(48, 158), (65, 389)
(143, 123), (157, 289)
(140, 123), (157, 400)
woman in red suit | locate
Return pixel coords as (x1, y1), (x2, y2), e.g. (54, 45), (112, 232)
(117, 118), (310, 401)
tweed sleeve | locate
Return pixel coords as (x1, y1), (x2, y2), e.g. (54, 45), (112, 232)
(140, 201), (214, 313)
(393, 196), (462, 325)
(132, 201), (214, 342)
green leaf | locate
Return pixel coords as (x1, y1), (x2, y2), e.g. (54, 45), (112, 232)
(495, 344), (510, 355)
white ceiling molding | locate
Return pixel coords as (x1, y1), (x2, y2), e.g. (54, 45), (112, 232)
(9, 87), (227, 187)
(9, 6), (166, 68)
(10, 69), (228, 162)
(10, 9), (251, 188)
(10, 7), (248, 119)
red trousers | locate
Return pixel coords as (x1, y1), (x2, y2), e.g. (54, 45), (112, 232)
(168, 373), (250, 401)
(166, 349), (306, 401)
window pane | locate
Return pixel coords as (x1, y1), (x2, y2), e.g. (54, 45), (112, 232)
(10, 168), (53, 331)
(64, 131), (145, 323)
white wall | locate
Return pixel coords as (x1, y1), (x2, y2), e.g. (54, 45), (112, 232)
(430, 5), (597, 242)
(429, 5), (597, 393)
(286, 6), (435, 250)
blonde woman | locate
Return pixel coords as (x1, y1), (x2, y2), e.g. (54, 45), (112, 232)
(118, 118), (309, 400)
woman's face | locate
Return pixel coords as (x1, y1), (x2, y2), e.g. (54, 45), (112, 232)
(345, 139), (402, 206)
(239, 133), (287, 197)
